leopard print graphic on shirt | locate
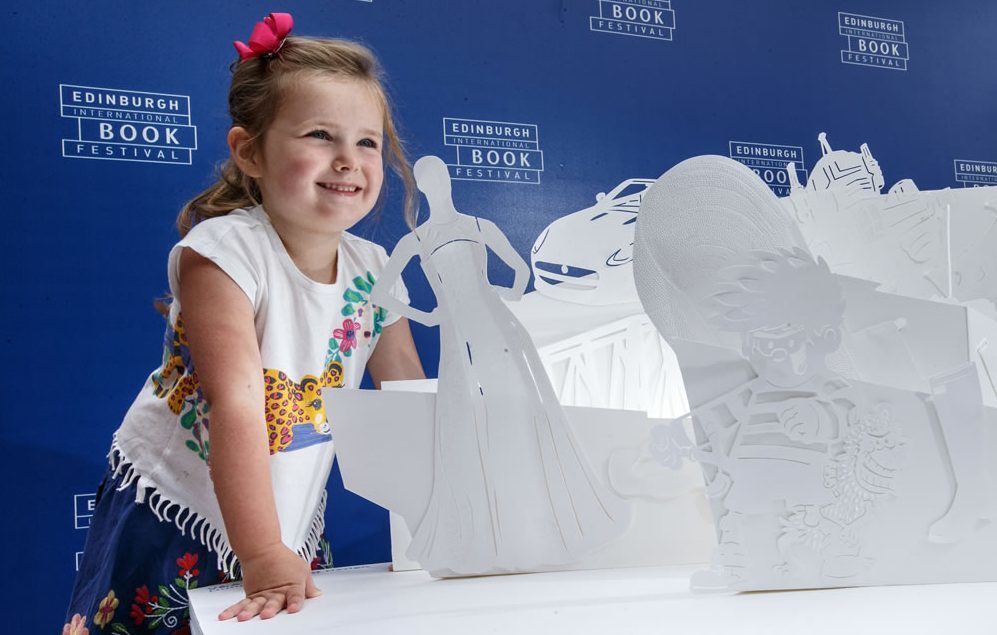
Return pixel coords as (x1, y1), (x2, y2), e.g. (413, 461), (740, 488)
(151, 313), (343, 457)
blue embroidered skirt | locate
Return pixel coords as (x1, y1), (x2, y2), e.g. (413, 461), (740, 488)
(64, 470), (332, 634)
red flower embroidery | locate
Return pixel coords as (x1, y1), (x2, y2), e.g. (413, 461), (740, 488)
(130, 602), (146, 625)
(130, 585), (152, 624)
(134, 585), (151, 605)
(333, 319), (361, 353)
(177, 552), (200, 577)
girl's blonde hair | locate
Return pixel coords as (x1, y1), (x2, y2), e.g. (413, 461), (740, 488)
(178, 36), (417, 236)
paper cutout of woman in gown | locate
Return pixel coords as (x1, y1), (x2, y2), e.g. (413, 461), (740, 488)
(371, 156), (631, 576)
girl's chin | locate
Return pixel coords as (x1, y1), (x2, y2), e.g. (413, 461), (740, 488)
(266, 201), (375, 234)
(312, 209), (373, 232)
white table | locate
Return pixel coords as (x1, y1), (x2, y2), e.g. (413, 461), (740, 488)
(189, 564), (997, 634)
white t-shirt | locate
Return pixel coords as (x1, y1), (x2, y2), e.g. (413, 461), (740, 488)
(111, 205), (408, 573)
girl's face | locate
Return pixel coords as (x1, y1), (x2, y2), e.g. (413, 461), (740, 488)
(252, 74), (385, 237)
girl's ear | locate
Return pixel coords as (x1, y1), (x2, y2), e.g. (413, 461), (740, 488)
(228, 126), (262, 178)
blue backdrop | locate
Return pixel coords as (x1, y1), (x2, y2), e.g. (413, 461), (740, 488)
(3, 1), (996, 631)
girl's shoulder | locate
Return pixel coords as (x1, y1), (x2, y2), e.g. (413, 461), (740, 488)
(181, 207), (269, 247)
(339, 231), (391, 271)
(168, 207), (274, 308)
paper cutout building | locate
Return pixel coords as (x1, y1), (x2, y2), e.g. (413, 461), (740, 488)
(785, 133), (997, 318)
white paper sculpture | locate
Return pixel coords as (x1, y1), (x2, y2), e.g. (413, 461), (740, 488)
(367, 156), (631, 577)
(803, 131), (885, 194)
(531, 178), (654, 306)
(512, 177), (689, 417)
(507, 176), (709, 549)
(784, 133), (997, 316)
(330, 387), (716, 575)
(633, 155), (997, 592)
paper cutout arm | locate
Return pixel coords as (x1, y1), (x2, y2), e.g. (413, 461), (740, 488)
(371, 233), (441, 327)
(478, 218), (530, 302)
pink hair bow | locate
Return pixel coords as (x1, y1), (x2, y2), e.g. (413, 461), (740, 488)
(233, 13), (294, 62)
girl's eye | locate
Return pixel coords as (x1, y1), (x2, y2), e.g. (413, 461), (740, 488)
(358, 138), (380, 149)
(307, 130), (331, 140)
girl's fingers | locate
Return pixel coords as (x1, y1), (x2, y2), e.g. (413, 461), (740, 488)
(237, 596), (268, 621)
(218, 597), (253, 620)
(305, 574), (322, 598)
(219, 579), (317, 622)
(285, 589), (305, 613)
(259, 594), (285, 619)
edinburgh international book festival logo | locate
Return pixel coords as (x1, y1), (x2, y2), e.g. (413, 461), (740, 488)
(954, 159), (997, 188)
(838, 12), (908, 71)
(443, 117), (545, 185)
(60, 84), (198, 165)
(729, 141), (807, 197)
(73, 491), (96, 530)
(590, 0), (675, 41)
(73, 491), (95, 571)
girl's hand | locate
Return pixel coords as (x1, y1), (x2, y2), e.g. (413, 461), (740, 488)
(218, 543), (321, 622)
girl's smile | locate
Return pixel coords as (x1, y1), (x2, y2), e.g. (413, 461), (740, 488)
(318, 182), (362, 194)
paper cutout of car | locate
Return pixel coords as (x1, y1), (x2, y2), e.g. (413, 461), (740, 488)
(531, 179), (655, 305)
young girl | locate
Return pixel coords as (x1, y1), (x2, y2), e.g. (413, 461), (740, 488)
(64, 13), (424, 633)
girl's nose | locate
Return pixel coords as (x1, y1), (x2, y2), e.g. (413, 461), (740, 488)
(333, 148), (358, 172)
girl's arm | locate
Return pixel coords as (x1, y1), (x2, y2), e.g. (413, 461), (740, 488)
(370, 232), (441, 326)
(366, 317), (426, 387)
(178, 249), (319, 622)
(479, 218), (530, 301)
